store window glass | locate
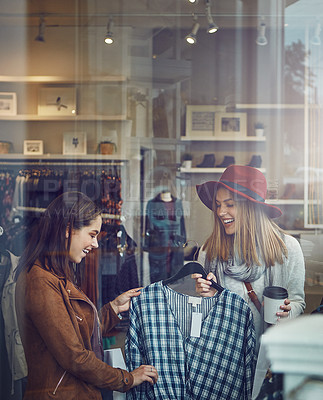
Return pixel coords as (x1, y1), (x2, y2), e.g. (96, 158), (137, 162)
(0, 1), (323, 397)
(0, 1), (322, 302)
(0, 2), (322, 300)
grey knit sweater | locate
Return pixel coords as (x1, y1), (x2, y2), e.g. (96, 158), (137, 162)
(198, 234), (306, 350)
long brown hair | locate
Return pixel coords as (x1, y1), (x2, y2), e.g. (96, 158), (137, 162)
(203, 194), (287, 267)
(15, 191), (102, 282)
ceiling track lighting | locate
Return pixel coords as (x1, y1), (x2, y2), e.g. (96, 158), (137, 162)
(205, 0), (218, 34)
(311, 21), (321, 46)
(104, 18), (114, 45)
(256, 19), (268, 46)
(35, 16), (46, 42)
(185, 16), (200, 45)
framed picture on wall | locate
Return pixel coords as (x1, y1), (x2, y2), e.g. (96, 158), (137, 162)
(23, 140), (44, 155)
(63, 132), (87, 155)
(0, 92), (17, 116)
(185, 105), (226, 137)
(38, 87), (77, 116)
(214, 112), (247, 138)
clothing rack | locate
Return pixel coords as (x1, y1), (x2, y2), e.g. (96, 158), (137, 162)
(0, 161), (125, 234)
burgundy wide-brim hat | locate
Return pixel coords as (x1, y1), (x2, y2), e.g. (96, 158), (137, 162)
(196, 165), (282, 218)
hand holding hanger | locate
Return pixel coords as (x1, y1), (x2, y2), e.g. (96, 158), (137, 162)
(163, 261), (224, 293)
(193, 271), (221, 297)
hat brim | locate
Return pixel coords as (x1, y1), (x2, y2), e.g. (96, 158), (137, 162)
(196, 181), (282, 218)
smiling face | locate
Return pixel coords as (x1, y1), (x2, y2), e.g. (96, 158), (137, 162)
(68, 215), (102, 264)
(215, 187), (237, 235)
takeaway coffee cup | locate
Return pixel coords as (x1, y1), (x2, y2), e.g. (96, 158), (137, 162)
(263, 286), (288, 324)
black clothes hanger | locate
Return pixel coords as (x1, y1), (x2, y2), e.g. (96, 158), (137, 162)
(163, 261), (224, 293)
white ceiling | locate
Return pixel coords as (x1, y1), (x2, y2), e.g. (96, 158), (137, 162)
(0, 0), (305, 30)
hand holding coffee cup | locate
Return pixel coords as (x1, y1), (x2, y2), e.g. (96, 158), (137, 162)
(263, 286), (290, 324)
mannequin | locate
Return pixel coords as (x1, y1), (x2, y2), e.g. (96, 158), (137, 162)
(144, 189), (186, 283)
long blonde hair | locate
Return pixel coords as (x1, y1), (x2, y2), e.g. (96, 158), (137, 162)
(203, 195), (287, 267)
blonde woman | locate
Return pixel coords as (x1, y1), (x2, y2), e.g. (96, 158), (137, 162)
(193, 165), (305, 349)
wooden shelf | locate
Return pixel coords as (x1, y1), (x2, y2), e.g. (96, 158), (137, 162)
(267, 199), (321, 205)
(0, 75), (126, 84)
(235, 104), (305, 109)
(180, 167), (266, 173)
(0, 115), (130, 121)
(0, 154), (127, 164)
(181, 136), (266, 142)
(267, 199), (305, 205)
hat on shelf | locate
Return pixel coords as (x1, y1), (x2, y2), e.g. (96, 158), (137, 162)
(196, 165), (282, 218)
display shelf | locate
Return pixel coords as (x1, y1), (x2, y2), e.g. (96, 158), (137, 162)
(181, 136), (266, 142)
(286, 230), (321, 237)
(267, 199), (305, 205)
(0, 154), (127, 164)
(180, 167), (266, 173)
(0, 115), (129, 121)
(235, 104), (305, 110)
(268, 199), (321, 206)
(0, 75), (126, 83)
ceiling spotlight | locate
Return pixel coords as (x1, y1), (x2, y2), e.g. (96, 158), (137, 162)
(104, 19), (114, 45)
(256, 20), (268, 46)
(186, 17), (200, 45)
(207, 22), (218, 34)
(35, 16), (46, 42)
(188, 0), (199, 3)
(311, 22), (321, 46)
(205, 0), (218, 34)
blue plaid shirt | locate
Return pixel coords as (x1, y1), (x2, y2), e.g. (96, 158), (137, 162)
(125, 281), (255, 399)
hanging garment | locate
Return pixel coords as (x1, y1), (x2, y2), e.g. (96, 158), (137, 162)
(1, 251), (27, 399)
(125, 282), (255, 400)
(10, 165), (122, 218)
(81, 247), (100, 307)
(144, 194), (186, 283)
(1, 252), (27, 379)
(0, 251), (11, 399)
(144, 194), (186, 250)
(99, 224), (139, 305)
(0, 171), (15, 226)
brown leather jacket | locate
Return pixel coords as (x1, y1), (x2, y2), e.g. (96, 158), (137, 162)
(15, 263), (133, 399)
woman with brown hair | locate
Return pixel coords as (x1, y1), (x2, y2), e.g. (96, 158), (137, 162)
(15, 191), (158, 399)
(193, 165), (305, 349)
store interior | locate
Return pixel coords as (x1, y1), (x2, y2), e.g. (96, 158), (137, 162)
(0, 0), (323, 399)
